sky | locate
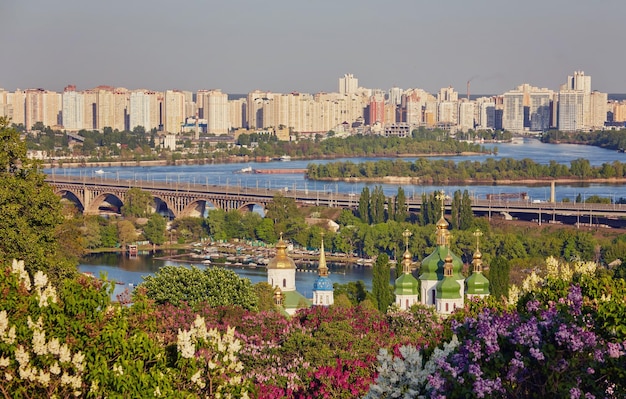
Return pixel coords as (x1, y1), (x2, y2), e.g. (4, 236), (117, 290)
(1, 0), (626, 95)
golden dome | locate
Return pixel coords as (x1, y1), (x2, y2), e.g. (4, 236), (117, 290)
(267, 235), (296, 270)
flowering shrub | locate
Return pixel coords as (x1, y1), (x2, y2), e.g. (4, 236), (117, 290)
(430, 282), (626, 398)
(175, 315), (253, 398)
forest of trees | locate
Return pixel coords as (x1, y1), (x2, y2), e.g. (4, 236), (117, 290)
(306, 156), (626, 184)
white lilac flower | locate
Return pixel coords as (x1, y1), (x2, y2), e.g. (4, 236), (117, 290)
(50, 362), (61, 375)
(177, 329), (195, 359)
(33, 271), (48, 289)
(12, 260), (31, 291)
(0, 357), (10, 368)
(59, 344), (71, 363)
(32, 328), (47, 355)
(72, 351), (85, 372)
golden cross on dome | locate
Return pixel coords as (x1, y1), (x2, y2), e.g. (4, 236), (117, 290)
(473, 229), (483, 252)
(435, 190), (445, 216)
(402, 229), (411, 251)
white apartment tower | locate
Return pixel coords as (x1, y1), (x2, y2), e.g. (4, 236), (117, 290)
(529, 90), (552, 132)
(457, 101), (475, 132)
(502, 89), (525, 132)
(164, 90), (185, 134)
(204, 89), (230, 135)
(558, 90), (584, 131)
(62, 90), (84, 131)
(129, 90), (160, 131)
(389, 86), (403, 106)
(339, 73), (358, 95)
(475, 97), (496, 130)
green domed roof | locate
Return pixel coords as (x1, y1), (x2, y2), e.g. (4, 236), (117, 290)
(436, 276), (462, 299)
(419, 246), (463, 281)
(395, 273), (419, 296)
(466, 272), (490, 295)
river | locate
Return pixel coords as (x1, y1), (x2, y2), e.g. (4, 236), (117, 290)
(47, 138), (626, 203)
(62, 139), (626, 292)
(79, 251), (375, 300)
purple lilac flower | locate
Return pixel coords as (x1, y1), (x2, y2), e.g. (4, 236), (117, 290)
(570, 387), (582, 399)
(529, 347), (545, 361)
(606, 342), (622, 358)
(567, 285), (583, 316)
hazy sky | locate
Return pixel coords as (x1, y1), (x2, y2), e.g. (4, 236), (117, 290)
(2, 0), (625, 95)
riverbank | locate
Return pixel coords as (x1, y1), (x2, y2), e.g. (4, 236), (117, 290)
(315, 175), (626, 186)
(41, 151), (490, 169)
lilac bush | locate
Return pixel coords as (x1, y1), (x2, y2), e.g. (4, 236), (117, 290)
(430, 283), (625, 398)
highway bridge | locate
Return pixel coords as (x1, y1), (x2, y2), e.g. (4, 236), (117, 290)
(45, 175), (626, 228)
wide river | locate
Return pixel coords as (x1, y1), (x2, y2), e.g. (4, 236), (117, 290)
(49, 138), (626, 295)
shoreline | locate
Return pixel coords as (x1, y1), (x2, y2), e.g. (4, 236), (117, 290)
(315, 176), (626, 186)
(41, 151), (490, 169)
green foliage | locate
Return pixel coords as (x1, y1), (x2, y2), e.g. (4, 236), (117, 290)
(307, 153), (626, 183)
(333, 281), (371, 306)
(372, 253), (394, 312)
(358, 186), (371, 224)
(121, 187), (153, 218)
(488, 256), (510, 300)
(0, 117), (76, 282)
(138, 265), (258, 310)
(143, 213), (167, 245)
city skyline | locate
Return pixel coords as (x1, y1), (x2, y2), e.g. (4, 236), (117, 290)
(2, 0), (626, 94)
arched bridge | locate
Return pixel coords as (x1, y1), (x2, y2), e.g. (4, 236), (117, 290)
(45, 176), (626, 228)
(46, 176), (288, 219)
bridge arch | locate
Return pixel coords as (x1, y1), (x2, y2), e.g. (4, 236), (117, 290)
(85, 192), (124, 216)
(178, 198), (217, 219)
(151, 195), (177, 219)
(237, 201), (267, 216)
(55, 188), (85, 213)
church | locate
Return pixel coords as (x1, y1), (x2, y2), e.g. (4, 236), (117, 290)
(267, 200), (489, 316)
(395, 199), (490, 315)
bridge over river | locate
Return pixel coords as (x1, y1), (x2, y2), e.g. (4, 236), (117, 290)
(46, 176), (626, 228)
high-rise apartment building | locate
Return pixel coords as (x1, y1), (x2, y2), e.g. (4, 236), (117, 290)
(590, 91), (608, 130)
(62, 88), (84, 131)
(339, 73), (358, 95)
(204, 89), (229, 134)
(457, 101), (475, 132)
(502, 89), (525, 132)
(475, 97), (496, 130)
(24, 89), (61, 129)
(163, 90), (186, 134)
(558, 90), (584, 131)
(389, 86), (403, 106)
(129, 90), (160, 131)
(368, 91), (385, 125)
(528, 90), (552, 132)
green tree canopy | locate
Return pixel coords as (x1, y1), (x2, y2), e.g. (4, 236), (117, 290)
(143, 213), (167, 245)
(138, 265), (258, 309)
(0, 116), (75, 282)
(121, 187), (153, 218)
(372, 253), (394, 312)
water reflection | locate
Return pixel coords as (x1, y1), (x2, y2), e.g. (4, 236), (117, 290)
(79, 252), (375, 300)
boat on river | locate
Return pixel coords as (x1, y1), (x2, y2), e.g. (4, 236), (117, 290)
(236, 166), (253, 174)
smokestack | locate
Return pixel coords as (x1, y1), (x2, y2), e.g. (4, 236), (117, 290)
(467, 80), (470, 100)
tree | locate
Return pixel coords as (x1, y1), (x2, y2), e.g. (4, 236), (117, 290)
(138, 265), (258, 309)
(372, 253), (393, 312)
(488, 256), (510, 300)
(370, 185), (386, 224)
(117, 220), (138, 250)
(333, 281), (370, 306)
(394, 187), (408, 222)
(459, 190), (474, 229)
(0, 117), (75, 282)
(143, 213), (167, 245)
(121, 187), (153, 218)
(358, 186), (371, 224)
